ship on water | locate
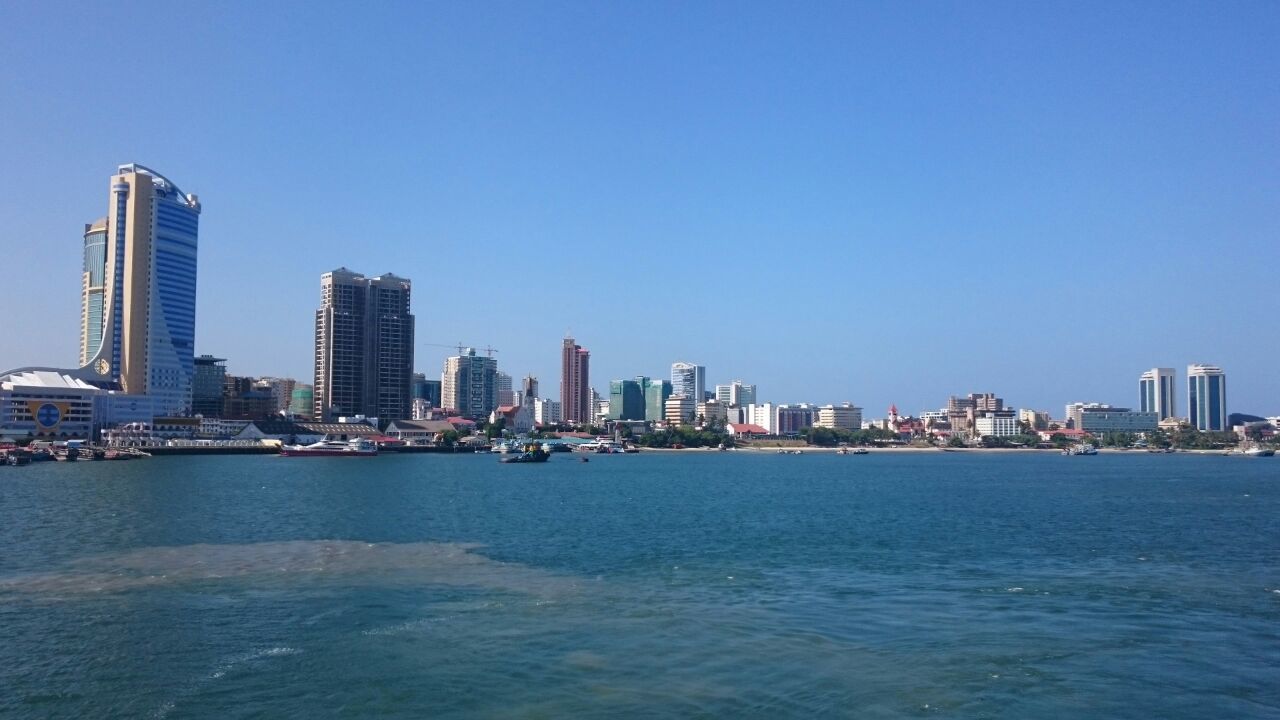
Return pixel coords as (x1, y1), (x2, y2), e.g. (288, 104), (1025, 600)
(280, 438), (378, 457)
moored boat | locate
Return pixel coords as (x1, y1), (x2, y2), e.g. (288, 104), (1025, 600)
(280, 438), (378, 457)
(500, 442), (551, 464)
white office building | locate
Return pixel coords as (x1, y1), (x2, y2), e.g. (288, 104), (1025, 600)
(715, 380), (757, 407)
(975, 413), (1019, 438)
(534, 398), (561, 425)
(1139, 368), (1177, 421)
(671, 362), (706, 403)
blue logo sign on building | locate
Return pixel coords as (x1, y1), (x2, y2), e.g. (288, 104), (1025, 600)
(36, 403), (62, 428)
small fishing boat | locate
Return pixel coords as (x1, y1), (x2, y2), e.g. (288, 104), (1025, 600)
(501, 442), (551, 464)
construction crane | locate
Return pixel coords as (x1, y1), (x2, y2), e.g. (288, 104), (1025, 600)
(420, 341), (500, 357)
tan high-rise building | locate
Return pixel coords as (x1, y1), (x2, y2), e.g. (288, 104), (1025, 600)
(560, 337), (590, 424)
(79, 164), (202, 416)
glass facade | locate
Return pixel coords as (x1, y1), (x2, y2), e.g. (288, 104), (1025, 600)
(644, 379), (672, 422)
(80, 225), (108, 365)
(148, 193), (200, 415)
(608, 380), (645, 420)
(1188, 366), (1227, 431)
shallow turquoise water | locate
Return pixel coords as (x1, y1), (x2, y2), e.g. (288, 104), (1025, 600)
(1, 452), (1277, 718)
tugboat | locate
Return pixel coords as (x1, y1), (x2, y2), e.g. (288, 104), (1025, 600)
(280, 438), (378, 457)
(500, 442), (551, 464)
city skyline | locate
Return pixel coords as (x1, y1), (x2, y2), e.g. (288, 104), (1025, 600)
(1, 5), (1278, 415)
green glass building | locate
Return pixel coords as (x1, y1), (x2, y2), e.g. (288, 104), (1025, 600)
(608, 379), (646, 420)
(642, 377), (672, 422)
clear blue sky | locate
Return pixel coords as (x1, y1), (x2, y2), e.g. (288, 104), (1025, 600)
(2, 1), (1277, 417)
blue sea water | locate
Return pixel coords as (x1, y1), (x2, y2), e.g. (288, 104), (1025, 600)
(0, 451), (1277, 718)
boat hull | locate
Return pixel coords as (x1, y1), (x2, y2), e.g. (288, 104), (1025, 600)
(280, 449), (378, 457)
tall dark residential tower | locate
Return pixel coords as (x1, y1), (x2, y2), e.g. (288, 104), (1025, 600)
(313, 269), (415, 422)
(560, 337), (590, 424)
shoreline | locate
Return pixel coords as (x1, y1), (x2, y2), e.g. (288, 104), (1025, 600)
(640, 446), (1237, 455)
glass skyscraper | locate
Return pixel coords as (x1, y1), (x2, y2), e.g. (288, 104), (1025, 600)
(671, 362), (705, 404)
(79, 219), (108, 366)
(80, 164), (201, 416)
(608, 378), (646, 420)
(1138, 368), (1176, 421)
(1187, 364), (1227, 432)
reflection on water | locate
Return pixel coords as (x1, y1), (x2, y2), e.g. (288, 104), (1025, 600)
(0, 540), (581, 597)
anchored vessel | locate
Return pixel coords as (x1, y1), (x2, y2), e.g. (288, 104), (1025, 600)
(280, 438), (378, 457)
(500, 442), (551, 464)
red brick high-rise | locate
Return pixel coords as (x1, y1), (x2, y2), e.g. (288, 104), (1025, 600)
(560, 337), (590, 424)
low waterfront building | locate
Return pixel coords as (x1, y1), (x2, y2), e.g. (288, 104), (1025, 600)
(1078, 409), (1158, 434)
(1066, 403), (1157, 433)
(197, 417), (252, 439)
(1036, 428), (1087, 442)
(235, 419), (380, 444)
(727, 423), (769, 438)
(815, 403), (863, 431)
(0, 370), (101, 440)
(384, 419), (455, 444)
(152, 417), (201, 439)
